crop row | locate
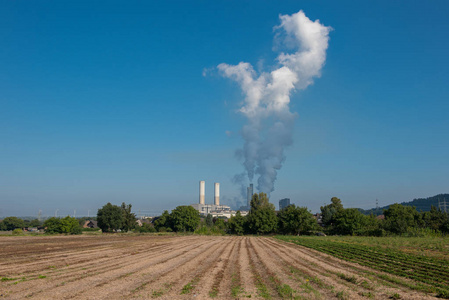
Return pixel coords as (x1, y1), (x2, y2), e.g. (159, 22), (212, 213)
(276, 236), (449, 298)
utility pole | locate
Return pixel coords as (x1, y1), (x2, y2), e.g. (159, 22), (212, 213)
(73, 210), (76, 218)
(88, 210), (90, 218)
(439, 197), (448, 213)
(55, 209), (59, 218)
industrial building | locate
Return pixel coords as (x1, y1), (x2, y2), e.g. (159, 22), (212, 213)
(279, 198), (291, 210)
(191, 181), (248, 218)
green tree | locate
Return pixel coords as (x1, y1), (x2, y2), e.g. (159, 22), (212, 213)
(136, 222), (156, 233)
(154, 210), (172, 232)
(422, 206), (447, 232)
(60, 216), (82, 234)
(213, 218), (227, 232)
(121, 202), (136, 232)
(277, 205), (318, 235)
(170, 206), (200, 232)
(383, 203), (420, 235)
(2, 217), (25, 231)
(205, 214), (213, 227)
(332, 208), (368, 235)
(97, 203), (123, 232)
(320, 197), (344, 230)
(43, 217), (62, 234)
(227, 211), (245, 235)
(28, 219), (42, 227)
(247, 193), (277, 234)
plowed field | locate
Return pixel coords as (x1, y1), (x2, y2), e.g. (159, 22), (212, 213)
(0, 235), (439, 299)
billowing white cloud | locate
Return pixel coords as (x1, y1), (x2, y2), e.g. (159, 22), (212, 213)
(219, 10), (331, 195)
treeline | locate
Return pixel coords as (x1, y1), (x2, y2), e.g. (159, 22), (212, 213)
(0, 217), (41, 231)
(3, 195), (448, 237)
(0, 216), (83, 234)
(148, 194), (449, 237)
(321, 197), (449, 236)
(133, 193), (318, 235)
(358, 193), (449, 216)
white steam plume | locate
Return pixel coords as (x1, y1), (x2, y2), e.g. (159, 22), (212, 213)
(219, 10), (331, 194)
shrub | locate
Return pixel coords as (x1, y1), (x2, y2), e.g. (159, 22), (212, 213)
(12, 228), (23, 235)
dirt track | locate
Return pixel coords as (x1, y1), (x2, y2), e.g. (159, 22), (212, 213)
(0, 235), (438, 299)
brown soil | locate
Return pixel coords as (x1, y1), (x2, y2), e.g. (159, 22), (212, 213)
(0, 235), (439, 299)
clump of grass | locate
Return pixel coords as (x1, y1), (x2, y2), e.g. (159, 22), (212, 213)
(181, 282), (194, 294)
(209, 287), (218, 298)
(308, 276), (326, 289)
(254, 274), (270, 299)
(336, 290), (349, 300)
(152, 289), (164, 298)
(300, 278), (317, 294)
(1, 277), (15, 281)
(360, 280), (374, 290)
(276, 283), (294, 298)
(390, 293), (401, 299)
(231, 285), (244, 297)
(361, 291), (375, 298)
(181, 277), (199, 295)
(38, 275), (46, 279)
(231, 273), (246, 298)
(436, 288), (449, 299)
(337, 273), (357, 284)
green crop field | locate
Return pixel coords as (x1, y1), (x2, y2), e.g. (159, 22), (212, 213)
(275, 235), (449, 298)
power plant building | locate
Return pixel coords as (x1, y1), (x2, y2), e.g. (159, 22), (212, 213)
(191, 181), (248, 218)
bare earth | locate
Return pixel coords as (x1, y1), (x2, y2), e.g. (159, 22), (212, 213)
(0, 235), (438, 299)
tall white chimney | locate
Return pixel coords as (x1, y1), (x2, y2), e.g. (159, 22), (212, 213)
(214, 182), (220, 206)
(199, 181), (205, 205)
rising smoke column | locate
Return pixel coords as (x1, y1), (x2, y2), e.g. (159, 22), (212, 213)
(219, 10), (331, 194)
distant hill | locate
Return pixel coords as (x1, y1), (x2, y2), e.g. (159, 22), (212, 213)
(357, 194), (449, 216)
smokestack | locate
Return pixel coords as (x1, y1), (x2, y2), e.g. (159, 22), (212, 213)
(247, 183), (253, 207)
(199, 180), (205, 205)
(214, 183), (220, 206)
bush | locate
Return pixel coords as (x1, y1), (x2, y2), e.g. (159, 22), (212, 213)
(12, 228), (23, 235)
(157, 227), (172, 233)
(135, 223), (156, 233)
(43, 216), (82, 234)
(402, 227), (442, 237)
(194, 223), (226, 236)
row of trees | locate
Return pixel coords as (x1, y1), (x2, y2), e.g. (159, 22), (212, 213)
(0, 217), (42, 231)
(0, 216), (83, 234)
(3, 195), (448, 237)
(227, 193), (317, 235)
(136, 193), (317, 235)
(196, 194), (449, 236)
(320, 197), (449, 236)
(153, 206), (201, 232)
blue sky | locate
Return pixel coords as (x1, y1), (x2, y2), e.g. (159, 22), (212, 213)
(1, 1), (448, 217)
